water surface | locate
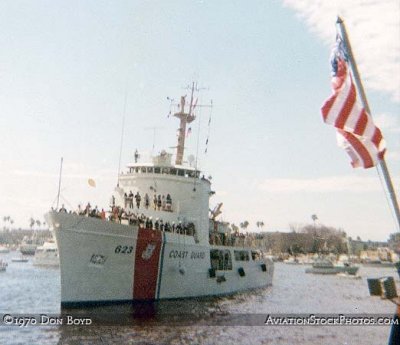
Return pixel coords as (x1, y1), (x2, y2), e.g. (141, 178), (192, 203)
(0, 251), (397, 344)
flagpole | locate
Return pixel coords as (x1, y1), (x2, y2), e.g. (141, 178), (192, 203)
(56, 157), (63, 210)
(336, 16), (400, 232)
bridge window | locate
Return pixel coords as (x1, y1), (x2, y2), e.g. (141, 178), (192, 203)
(154, 167), (161, 174)
(251, 251), (261, 261)
(210, 249), (232, 271)
(234, 250), (250, 261)
(177, 169), (184, 176)
(147, 167), (153, 173)
(141, 167), (146, 173)
(170, 168), (177, 175)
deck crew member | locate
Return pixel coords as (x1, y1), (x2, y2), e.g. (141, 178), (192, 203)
(153, 194), (157, 210)
(166, 194), (172, 211)
(124, 193), (128, 208)
(85, 203), (91, 216)
(162, 195), (166, 210)
(135, 192), (141, 209)
(157, 195), (162, 210)
(128, 191), (134, 208)
(134, 149), (140, 163)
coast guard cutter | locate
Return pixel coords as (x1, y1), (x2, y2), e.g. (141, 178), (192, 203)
(46, 85), (274, 306)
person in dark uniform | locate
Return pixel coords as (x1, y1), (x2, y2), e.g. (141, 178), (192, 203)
(135, 192), (141, 209)
(134, 149), (140, 163)
(157, 195), (162, 210)
(166, 194), (172, 211)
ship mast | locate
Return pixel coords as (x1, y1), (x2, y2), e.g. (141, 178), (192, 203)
(174, 82), (197, 165)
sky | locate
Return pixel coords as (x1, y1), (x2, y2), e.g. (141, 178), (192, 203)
(0, 0), (399, 241)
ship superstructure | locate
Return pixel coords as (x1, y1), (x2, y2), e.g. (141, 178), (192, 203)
(46, 84), (273, 306)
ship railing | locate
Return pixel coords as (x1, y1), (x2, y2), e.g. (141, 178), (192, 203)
(123, 197), (174, 213)
(209, 233), (262, 249)
(123, 203), (174, 213)
(55, 208), (200, 239)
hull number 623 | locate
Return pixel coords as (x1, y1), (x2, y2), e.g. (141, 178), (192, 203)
(115, 245), (133, 254)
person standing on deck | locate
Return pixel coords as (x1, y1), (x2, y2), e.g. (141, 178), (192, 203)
(124, 193), (128, 208)
(128, 191), (134, 208)
(157, 195), (162, 210)
(153, 194), (157, 210)
(166, 194), (172, 211)
(135, 192), (141, 209)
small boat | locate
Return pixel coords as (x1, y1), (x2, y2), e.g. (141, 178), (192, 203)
(283, 257), (301, 265)
(11, 256), (29, 263)
(305, 259), (359, 275)
(33, 241), (59, 267)
(19, 237), (37, 255)
(362, 260), (395, 268)
(0, 245), (10, 254)
(0, 259), (8, 272)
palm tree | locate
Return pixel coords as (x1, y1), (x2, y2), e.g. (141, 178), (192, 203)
(231, 223), (239, 233)
(256, 221), (265, 230)
(36, 220), (41, 229)
(29, 218), (35, 229)
(2, 216), (12, 231)
(311, 214), (318, 232)
(240, 221), (249, 232)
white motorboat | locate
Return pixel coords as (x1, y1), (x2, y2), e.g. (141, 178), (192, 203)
(305, 259), (359, 275)
(33, 241), (59, 267)
(19, 237), (37, 255)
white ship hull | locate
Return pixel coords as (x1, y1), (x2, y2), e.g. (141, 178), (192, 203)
(47, 212), (274, 306)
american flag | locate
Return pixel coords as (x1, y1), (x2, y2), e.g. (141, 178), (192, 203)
(321, 37), (385, 168)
